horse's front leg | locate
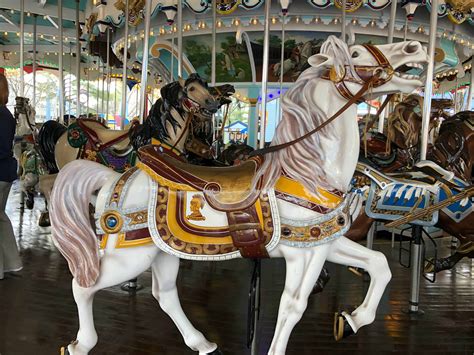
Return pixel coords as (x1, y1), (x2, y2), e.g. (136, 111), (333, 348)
(151, 253), (219, 354)
(326, 236), (391, 337)
(268, 244), (331, 355)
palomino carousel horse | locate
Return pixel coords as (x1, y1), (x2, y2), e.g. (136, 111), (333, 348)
(36, 74), (233, 226)
(361, 95), (451, 172)
(50, 36), (428, 354)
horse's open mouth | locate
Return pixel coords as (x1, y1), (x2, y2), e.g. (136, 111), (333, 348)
(394, 62), (424, 80)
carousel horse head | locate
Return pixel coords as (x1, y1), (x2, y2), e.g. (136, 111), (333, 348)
(256, 36), (429, 195)
(307, 38), (428, 99)
(14, 97), (36, 137)
(130, 74), (234, 152)
(175, 73), (224, 122)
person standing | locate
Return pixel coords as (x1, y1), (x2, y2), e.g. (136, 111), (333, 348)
(0, 73), (22, 279)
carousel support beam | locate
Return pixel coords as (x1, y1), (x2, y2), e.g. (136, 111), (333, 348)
(387, 0), (397, 44)
(420, 0), (439, 161)
(86, 66), (90, 114)
(177, 0), (183, 78)
(211, 0), (216, 85)
(121, 0), (130, 127)
(378, 0), (398, 133)
(106, 27), (111, 121)
(139, 0), (152, 123)
(469, 56), (474, 110)
(278, 13), (286, 123)
(258, 0), (272, 149)
(408, 225), (424, 314)
(341, 0), (346, 42)
(75, 0), (81, 117)
(32, 15), (37, 105)
(19, 0), (24, 97)
(58, 0), (64, 122)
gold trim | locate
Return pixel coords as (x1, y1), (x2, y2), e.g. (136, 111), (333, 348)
(168, 190), (234, 244)
(115, 233), (153, 249)
(275, 175), (342, 209)
(137, 161), (198, 191)
(100, 210), (124, 234)
(151, 138), (184, 156)
(99, 234), (109, 249)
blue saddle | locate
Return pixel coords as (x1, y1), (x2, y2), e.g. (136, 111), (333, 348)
(356, 162), (472, 226)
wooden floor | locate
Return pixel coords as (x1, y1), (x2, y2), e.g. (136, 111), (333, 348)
(1, 183), (473, 355)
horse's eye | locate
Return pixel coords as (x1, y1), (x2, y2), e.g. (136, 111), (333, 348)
(189, 87), (195, 92)
(352, 51), (359, 58)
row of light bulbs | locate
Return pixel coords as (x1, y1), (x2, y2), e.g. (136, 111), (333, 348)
(115, 15), (473, 54)
(435, 63), (472, 79)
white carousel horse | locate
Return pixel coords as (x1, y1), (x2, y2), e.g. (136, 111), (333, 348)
(50, 36), (428, 354)
(13, 97), (42, 207)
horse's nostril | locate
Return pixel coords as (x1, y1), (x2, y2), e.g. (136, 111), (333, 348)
(404, 42), (421, 54)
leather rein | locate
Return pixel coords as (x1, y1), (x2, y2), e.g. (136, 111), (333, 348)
(251, 44), (394, 157)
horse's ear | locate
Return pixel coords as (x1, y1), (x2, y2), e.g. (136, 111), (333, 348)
(307, 53), (333, 69)
(178, 76), (186, 88)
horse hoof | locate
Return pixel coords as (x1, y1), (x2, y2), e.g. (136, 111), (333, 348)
(207, 347), (223, 355)
(60, 346), (70, 355)
(348, 266), (365, 277)
(38, 212), (51, 227)
(424, 259), (435, 274)
(333, 312), (355, 341)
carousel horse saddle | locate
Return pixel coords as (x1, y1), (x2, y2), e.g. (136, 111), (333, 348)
(76, 119), (130, 150)
(356, 162), (473, 225)
(137, 145), (274, 259)
(138, 145), (263, 211)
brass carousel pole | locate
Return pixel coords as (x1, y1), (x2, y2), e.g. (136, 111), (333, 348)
(139, 0), (152, 123)
(121, 0), (130, 127)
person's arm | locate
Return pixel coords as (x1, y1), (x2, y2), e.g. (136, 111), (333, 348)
(0, 108), (16, 160)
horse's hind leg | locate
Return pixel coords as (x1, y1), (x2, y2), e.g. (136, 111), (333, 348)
(326, 236), (391, 336)
(151, 253), (218, 354)
(67, 245), (159, 355)
(267, 244), (331, 355)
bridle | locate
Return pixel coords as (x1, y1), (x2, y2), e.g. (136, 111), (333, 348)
(321, 44), (394, 104)
(251, 44), (394, 157)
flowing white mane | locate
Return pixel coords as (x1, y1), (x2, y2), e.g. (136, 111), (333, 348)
(254, 35), (356, 196)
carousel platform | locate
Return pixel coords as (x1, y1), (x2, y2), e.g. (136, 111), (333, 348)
(0, 182), (473, 354)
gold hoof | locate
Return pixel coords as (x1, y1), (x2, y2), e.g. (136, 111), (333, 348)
(348, 266), (363, 277)
(424, 259), (435, 273)
(333, 312), (355, 341)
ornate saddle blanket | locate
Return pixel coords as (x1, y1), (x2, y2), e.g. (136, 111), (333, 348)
(355, 161), (473, 226)
(68, 119), (137, 173)
(135, 145), (280, 260)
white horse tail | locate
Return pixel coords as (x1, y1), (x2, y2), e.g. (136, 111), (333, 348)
(50, 160), (118, 288)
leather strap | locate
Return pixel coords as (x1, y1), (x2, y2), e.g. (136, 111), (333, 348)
(250, 74), (379, 157)
(226, 207), (269, 258)
(77, 119), (131, 151)
(364, 93), (394, 132)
